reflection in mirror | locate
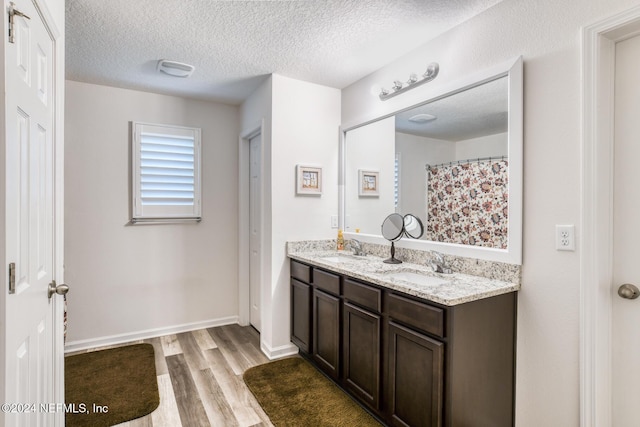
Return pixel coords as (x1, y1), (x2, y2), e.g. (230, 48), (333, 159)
(344, 75), (512, 249)
(345, 117), (396, 235)
(403, 214), (424, 239)
(426, 157), (508, 248)
(345, 77), (508, 241)
(400, 77), (508, 248)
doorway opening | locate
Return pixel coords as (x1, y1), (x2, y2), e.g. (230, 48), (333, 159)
(581, 5), (640, 426)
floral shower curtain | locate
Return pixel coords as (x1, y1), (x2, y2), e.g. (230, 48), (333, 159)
(426, 159), (508, 249)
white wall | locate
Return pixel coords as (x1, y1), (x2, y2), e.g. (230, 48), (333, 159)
(64, 81), (239, 346)
(342, 0), (640, 425)
(238, 74), (340, 357)
(345, 117), (396, 234)
(238, 77), (275, 350)
(269, 75), (341, 354)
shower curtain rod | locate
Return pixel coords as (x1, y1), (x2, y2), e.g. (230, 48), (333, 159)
(425, 155), (507, 171)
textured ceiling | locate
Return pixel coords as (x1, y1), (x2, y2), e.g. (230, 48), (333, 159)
(66, 0), (503, 105)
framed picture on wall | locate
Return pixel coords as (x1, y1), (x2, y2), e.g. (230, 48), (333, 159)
(296, 165), (323, 195)
(358, 169), (379, 197)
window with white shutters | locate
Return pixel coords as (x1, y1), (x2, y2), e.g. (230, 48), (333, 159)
(131, 122), (201, 222)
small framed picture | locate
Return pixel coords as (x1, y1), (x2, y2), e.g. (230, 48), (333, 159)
(359, 169), (379, 197)
(296, 165), (322, 195)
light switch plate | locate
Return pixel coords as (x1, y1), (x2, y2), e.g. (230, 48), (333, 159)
(556, 225), (575, 251)
(330, 215), (338, 229)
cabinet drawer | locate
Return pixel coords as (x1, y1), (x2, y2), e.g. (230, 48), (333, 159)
(344, 278), (382, 313)
(291, 260), (311, 283)
(387, 292), (444, 338)
(314, 269), (341, 296)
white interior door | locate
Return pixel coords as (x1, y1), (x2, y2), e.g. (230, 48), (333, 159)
(4, 0), (61, 425)
(611, 33), (640, 427)
(249, 134), (262, 331)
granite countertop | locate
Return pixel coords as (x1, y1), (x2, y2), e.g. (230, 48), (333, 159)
(287, 249), (520, 306)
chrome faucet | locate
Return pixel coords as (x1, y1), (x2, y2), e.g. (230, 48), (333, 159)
(350, 239), (366, 256)
(431, 251), (452, 274)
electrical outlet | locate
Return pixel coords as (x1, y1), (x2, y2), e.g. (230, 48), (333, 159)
(330, 215), (338, 229)
(555, 225), (575, 251)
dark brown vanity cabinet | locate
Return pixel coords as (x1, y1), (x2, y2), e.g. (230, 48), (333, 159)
(385, 291), (446, 426)
(290, 261), (312, 353)
(313, 288), (341, 379)
(289, 259), (516, 427)
(290, 279), (311, 352)
(343, 302), (381, 410)
(343, 278), (383, 411)
(387, 321), (443, 427)
(312, 269), (342, 380)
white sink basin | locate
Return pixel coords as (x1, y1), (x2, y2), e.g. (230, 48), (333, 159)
(319, 254), (362, 263)
(384, 271), (449, 287)
(320, 256), (346, 263)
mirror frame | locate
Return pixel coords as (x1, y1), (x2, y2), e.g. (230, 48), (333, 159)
(339, 56), (523, 265)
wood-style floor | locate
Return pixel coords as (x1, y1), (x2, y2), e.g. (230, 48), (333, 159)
(67, 324), (275, 427)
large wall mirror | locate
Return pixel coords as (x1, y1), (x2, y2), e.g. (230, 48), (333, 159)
(340, 57), (522, 264)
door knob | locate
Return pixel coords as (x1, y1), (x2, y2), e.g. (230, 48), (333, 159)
(48, 280), (69, 299)
(618, 283), (640, 300)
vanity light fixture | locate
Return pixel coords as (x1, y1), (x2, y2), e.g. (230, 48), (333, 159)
(156, 59), (195, 78)
(379, 62), (439, 101)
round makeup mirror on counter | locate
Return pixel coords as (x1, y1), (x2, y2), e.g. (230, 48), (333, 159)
(381, 213), (404, 241)
(403, 214), (424, 239)
(381, 213), (404, 264)
(381, 213), (425, 264)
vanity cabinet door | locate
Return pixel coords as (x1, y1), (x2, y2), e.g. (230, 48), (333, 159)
(291, 279), (311, 353)
(387, 321), (444, 427)
(313, 288), (341, 379)
(343, 302), (381, 411)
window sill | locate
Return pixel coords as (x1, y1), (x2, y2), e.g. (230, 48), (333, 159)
(129, 217), (202, 225)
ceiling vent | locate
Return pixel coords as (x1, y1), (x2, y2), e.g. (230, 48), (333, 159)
(156, 59), (195, 78)
(408, 113), (437, 124)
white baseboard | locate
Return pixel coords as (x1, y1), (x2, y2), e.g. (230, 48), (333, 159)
(260, 340), (299, 360)
(64, 316), (239, 353)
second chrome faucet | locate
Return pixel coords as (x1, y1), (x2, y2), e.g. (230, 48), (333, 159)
(350, 239), (367, 256)
(431, 251), (452, 274)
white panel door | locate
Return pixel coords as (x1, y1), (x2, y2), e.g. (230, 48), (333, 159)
(249, 134), (262, 331)
(612, 33), (640, 426)
(4, 0), (59, 425)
